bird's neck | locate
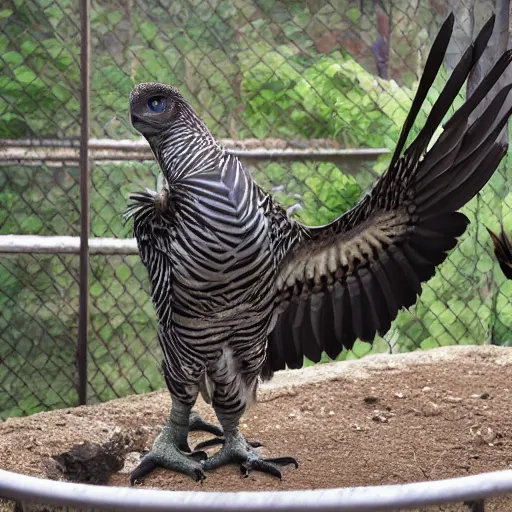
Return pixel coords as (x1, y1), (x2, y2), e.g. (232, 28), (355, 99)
(150, 124), (223, 185)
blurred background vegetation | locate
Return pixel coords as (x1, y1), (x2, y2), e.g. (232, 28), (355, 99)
(0, 0), (511, 419)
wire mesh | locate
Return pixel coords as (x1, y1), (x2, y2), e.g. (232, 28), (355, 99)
(1, 0), (512, 420)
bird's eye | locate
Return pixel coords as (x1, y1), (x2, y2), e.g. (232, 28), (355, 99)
(148, 96), (166, 112)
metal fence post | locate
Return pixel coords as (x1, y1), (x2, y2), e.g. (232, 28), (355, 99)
(78, 0), (91, 406)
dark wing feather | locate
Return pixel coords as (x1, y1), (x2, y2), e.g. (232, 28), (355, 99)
(264, 13), (512, 377)
(123, 187), (175, 329)
(123, 187), (173, 265)
(487, 226), (512, 280)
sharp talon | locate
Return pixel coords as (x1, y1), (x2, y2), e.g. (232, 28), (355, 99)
(130, 454), (159, 486)
(200, 424), (224, 436)
(195, 437), (225, 450)
(251, 460), (282, 480)
(194, 468), (206, 482)
(129, 443), (206, 483)
(195, 438), (262, 451)
(201, 431), (294, 480)
(189, 450), (208, 462)
(189, 412), (224, 437)
(264, 456), (299, 468)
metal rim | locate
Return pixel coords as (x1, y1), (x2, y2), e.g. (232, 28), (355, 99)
(1, 469), (511, 511)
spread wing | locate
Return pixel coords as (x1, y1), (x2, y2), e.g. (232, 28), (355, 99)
(264, 13), (512, 377)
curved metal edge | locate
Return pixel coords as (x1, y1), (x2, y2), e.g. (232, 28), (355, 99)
(1, 469), (512, 511)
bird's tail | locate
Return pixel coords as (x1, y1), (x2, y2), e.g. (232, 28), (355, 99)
(402, 13), (512, 218)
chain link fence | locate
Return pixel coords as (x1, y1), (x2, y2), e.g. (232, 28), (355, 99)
(1, 0), (512, 420)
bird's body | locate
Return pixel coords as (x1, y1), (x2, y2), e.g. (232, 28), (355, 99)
(127, 130), (303, 422)
(125, 12), (512, 483)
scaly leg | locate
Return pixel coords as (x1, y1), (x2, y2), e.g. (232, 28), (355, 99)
(200, 370), (298, 479)
(130, 400), (207, 485)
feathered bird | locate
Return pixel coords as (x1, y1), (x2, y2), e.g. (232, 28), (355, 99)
(124, 13), (512, 484)
(487, 226), (512, 279)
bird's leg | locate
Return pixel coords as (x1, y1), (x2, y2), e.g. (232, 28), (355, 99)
(200, 382), (298, 479)
(130, 400), (207, 485)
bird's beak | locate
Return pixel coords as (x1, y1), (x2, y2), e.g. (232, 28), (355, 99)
(130, 111), (143, 131)
(130, 112), (161, 136)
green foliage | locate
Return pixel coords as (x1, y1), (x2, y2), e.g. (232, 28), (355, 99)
(0, 3), (80, 137)
(1, 0), (512, 416)
(242, 51), (414, 145)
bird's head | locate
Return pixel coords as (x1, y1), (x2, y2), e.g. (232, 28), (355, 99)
(129, 82), (186, 138)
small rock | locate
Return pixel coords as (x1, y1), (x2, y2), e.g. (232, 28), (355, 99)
(328, 410), (335, 416)
(394, 392), (406, 399)
(370, 409), (395, 423)
(288, 413), (296, 418)
(470, 393), (490, 400)
(413, 400), (440, 417)
(422, 386), (432, 392)
(371, 414), (388, 423)
(470, 425), (496, 445)
(444, 396), (462, 403)
(351, 424), (366, 431)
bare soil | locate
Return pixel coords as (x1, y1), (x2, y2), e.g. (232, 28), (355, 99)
(3, 345), (512, 511)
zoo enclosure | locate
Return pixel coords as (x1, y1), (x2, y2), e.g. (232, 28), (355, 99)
(1, 0), (512, 422)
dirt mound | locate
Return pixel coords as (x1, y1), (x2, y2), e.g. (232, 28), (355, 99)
(2, 345), (512, 511)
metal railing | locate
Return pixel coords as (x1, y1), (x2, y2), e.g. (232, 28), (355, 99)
(3, 468), (512, 511)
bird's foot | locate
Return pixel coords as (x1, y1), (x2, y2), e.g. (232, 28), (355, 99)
(189, 410), (224, 436)
(130, 424), (207, 485)
(195, 437), (262, 450)
(200, 429), (298, 479)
